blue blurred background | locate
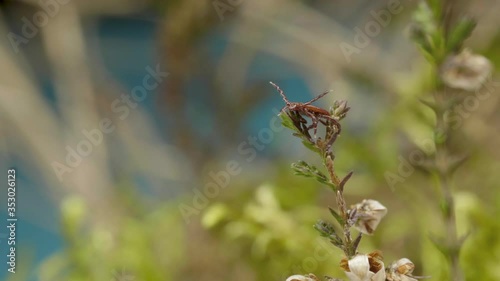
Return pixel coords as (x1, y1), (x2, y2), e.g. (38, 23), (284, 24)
(0, 0), (499, 280)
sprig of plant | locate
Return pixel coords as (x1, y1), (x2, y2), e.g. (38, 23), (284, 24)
(410, 1), (493, 281)
(279, 100), (359, 257)
(276, 85), (423, 281)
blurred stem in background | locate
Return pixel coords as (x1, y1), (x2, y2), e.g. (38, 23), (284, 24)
(411, 1), (493, 280)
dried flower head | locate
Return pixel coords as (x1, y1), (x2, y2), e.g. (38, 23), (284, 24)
(286, 273), (321, 281)
(340, 252), (385, 281)
(386, 258), (428, 281)
(350, 200), (387, 235)
(440, 49), (493, 91)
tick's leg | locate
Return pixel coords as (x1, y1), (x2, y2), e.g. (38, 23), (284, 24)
(312, 118), (319, 138)
(270, 81), (291, 105)
(304, 90), (331, 105)
(282, 107), (301, 121)
(304, 111), (320, 138)
(322, 116), (342, 134)
(319, 118), (329, 126)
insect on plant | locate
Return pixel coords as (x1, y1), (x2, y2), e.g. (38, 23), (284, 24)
(269, 81), (341, 136)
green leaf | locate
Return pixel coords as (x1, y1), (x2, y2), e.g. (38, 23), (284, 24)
(446, 17), (476, 52)
(419, 98), (439, 112)
(412, 1), (437, 35)
(430, 27), (446, 60)
(291, 161), (335, 190)
(329, 207), (344, 226)
(410, 24), (436, 64)
(279, 111), (298, 132)
(418, 45), (438, 64)
(301, 140), (320, 154)
(429, 233), (450, 256)
(314, 220), (343, 248)
(410, 1), (450, 64)
(426, 0), (442, 20)
(448, 154), (469, 174)
(352, 233), (363, 252)
(314, 220), (336, 237)
(291, 161), (311, 176)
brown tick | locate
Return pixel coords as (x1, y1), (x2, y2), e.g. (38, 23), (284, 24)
(270, 81), (341, 136)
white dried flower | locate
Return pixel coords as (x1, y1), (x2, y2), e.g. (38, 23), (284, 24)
(351, 199), (387, 235)
(341, 252), (386, 281)
(286, 274), (320, 281)
(440, 49), (493, 91)
(386, 258), (428, 281)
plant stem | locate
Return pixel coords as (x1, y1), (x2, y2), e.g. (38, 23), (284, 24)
(434, 91), (464, 281)
(439, 170), (463, 281)
(324, 155), (354, 257)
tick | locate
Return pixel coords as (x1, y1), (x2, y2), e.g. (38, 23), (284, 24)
(269, 81), (341, 135)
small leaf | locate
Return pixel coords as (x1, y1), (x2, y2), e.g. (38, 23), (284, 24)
(429, 233), (450, 256)
(419, 98), (439, 112)
(448, 154), (469, 174)
(291, 161), (337, 189)
(329, 207), (344, 225)
(414, 158), (436, 174)
(339, 171), (354, 191)
(447, 17), (476, 52)
(291, 161), (313, 178)
(427, 0), (442, 20)
(279, 112), (298, 131)
(352, 233), (363, 252)
(329, 235), (344, 249)
(458, 231), (471, 247)
(412, 2), (437, 35)
(301, 140), (320, 154)
(411, 25), (435, 61)
(314, 220), (336, 237)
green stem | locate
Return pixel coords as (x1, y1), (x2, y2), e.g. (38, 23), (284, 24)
(434, 91), (464, 281)
(324, 155), (354, 258)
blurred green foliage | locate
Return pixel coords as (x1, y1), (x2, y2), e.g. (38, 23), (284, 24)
(37, 195), (186, 281)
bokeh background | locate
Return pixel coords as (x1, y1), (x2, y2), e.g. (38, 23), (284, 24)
(0, 0), (499, 280)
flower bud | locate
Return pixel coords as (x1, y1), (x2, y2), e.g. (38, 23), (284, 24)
(331, 100), (350, 120)
(351, 199), (387, 235)
(386, 258), (427, 281)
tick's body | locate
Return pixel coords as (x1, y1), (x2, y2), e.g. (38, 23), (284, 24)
(287, 103), (330, 116)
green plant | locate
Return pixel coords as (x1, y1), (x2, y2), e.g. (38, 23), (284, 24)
(410, 1), (493, 281)
(276, 84), (423, 281)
